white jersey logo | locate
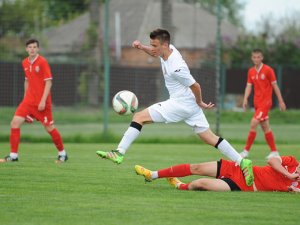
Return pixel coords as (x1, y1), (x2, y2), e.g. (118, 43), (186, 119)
(35, 66), (40, 73)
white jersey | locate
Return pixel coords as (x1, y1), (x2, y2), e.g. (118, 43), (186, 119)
(160, 44), (196, 101)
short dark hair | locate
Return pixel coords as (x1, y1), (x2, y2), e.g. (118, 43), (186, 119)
(252, 48), (263, 55)
(150, 29), (170, 44)
(26, 38), (39, 47)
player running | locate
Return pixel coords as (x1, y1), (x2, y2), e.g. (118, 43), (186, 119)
(135, 155), (300, 192)
(240, 49), (286, 159)
(0, 39), (68, 163)
(96, 28), (254, 186)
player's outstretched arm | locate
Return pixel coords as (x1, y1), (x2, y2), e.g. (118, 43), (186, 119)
(132, 40), (156, 57)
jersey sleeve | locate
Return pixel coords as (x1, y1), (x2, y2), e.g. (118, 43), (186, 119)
(41, 59), (52, 80)
(268, 67), (277, 83)
(281, 156), (299, 173)
(171, 67), (196, 87)
(247, 69), (253, 85)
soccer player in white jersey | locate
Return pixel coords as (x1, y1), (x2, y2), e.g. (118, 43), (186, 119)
(97, 28), (254, 186)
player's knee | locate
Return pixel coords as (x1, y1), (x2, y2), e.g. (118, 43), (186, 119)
(44, 124), (55, 132)
(192, 179), (209, 190)
(132, 110), (150, 124)
(190, 164), (204, 175)
(10, 118), (22, 128)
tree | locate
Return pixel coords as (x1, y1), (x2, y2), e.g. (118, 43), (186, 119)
(184, 0), (244, 26)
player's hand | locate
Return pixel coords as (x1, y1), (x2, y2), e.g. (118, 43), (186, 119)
(286, 173), (300, 181)
(198, 101), (214, 109)
(243, 99), (248, 111)
(38, 102), (46, 111)
(288, 185), (300, 193)
(279, 101), (286, 111)
(132, 40), (142, 49)
(25, 115), (34, 123)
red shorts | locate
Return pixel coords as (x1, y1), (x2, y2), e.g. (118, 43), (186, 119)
(253, 106), (270, 121)
(15, 101), (54, 126)
(217, 159), (254, 191)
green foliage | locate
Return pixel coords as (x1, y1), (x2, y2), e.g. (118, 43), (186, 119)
(223, 18), (300, 66)
(0, 0), (90, 61)
(185, 0), (243, 26)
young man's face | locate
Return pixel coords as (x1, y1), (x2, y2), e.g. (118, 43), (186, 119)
(150, 38), (168, 57)
(26, 42), (39, 58)
(251, 52), (263, 66)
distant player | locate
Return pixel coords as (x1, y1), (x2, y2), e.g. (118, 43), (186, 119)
(96, 28), (254, 186)
(240, 49), (286, 159)
(0, 39), (68, 163)
(135, 155), (300, 192)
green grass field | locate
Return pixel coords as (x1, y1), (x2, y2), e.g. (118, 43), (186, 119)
(1, 143), (299, 225)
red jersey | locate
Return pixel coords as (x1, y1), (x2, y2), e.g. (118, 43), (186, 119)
(247, 64), (277, 108)
(219, 157), (300, 192)
(22, 55), (52, 106)
(253, 156), (300, 192)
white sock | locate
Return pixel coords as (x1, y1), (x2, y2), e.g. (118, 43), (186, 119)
(217, 139), (242, 165)
(117, 127), (141, 155)
(58, 150), (66, 156)
(151, 171), (158, 179)
(10, 152), (18, 159)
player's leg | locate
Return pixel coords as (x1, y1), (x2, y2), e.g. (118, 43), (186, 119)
(44, 124), (68, 163)
(260, 119), (279, 158)
(240, 117), (259, 158)
(197, 129), (254, 186)
(33, 106), (68, 163)
(96, 108), (153, 164)
(0, 102), (29, 162)
(0, 116), (25, 162)
(97, 99), (179, 164)
(135, 161), (218, 182)
(167, 177), (232, 191)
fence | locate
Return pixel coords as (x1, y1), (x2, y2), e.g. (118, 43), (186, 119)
(1, 61), (299, 109)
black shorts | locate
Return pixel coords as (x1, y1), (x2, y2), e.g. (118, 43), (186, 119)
(217, 160), (241, 191)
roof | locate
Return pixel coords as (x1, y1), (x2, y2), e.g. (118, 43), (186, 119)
(43, 0), (238, 54)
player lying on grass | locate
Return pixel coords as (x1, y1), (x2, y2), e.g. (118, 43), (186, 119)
(135, 155), (300, 192)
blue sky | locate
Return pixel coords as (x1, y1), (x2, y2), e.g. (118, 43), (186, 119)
(240, 0), (300, 32)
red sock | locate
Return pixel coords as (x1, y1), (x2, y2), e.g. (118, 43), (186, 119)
(178, 183), (189, 190)
(10, 128), (20, 153)
(158, 164), (192, 178)
(244, 131), (256, 151)
(49, 128), (64, 151)
(265, 131), (277, 151)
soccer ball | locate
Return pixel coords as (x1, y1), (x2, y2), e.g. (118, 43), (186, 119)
(112, 90), (138, 115)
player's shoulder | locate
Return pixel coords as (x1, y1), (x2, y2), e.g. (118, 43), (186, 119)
(37, 55), (48, 63)
(262, 64), (274, 72)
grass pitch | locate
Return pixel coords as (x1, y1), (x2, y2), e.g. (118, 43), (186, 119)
(0, 143), (299, 225)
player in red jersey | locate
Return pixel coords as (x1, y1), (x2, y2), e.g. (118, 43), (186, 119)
(0, 39), (68, 163)
(240, 49), (286, 159)
(135, 155), (300, 192)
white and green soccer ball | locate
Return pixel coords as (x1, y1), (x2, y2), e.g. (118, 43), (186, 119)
(112, 90), (138, 115)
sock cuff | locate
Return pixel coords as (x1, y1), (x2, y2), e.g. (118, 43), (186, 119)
(49, 128), (58, 134)
(11, 128), (20, 132)
(130, 121), (142, 131)
(214, 137), (224, 148)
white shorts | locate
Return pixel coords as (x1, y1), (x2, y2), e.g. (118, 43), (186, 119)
(148, 98), (209, 134)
